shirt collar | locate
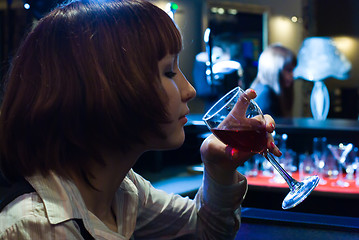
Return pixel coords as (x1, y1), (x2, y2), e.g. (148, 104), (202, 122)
(25, 170), (139, 239)
(26, 172), (89, 225)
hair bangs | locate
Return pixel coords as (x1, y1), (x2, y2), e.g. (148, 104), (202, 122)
(151, 6), (182, 60)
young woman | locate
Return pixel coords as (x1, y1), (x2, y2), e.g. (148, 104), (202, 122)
(0, 1), (280, 239)
(250, 44), (297, 117)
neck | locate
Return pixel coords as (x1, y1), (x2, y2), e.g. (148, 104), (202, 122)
(69, 147), (145, 230)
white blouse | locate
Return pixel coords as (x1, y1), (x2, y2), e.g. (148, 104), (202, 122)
(0, 169), (247, 239)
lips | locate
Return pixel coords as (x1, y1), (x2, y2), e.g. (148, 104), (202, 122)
(179, 110), (189, 124)
(179, 115), (188, 125)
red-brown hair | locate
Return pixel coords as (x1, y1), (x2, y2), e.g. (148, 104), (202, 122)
(0, 0), (182, 181)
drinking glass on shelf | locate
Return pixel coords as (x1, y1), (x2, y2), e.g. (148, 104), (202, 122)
(344, 146), (358, 181)
(299, 153), (316, 181)
(323, 148), (339, 179)
(327, 143), (353, 187)
(270, 134), (296, 184)
(271, 150), (296, 184)
(257, 154), (274, 177)
(279, 134), (297, 172)
(355, 152), (359, 187)
(312, 137), (328, 185)
(243, 156), (260, 177)
(202, 86), (320, 209)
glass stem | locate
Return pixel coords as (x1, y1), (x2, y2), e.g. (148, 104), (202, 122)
(262, 149), (301, 191)
(337, 161), (344, 183)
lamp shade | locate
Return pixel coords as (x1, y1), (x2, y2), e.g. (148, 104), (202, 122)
(293, 37), (351, 81)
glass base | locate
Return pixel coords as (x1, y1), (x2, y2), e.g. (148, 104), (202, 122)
(282, 175), (320, 210)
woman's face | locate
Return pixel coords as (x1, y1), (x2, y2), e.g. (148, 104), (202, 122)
(148, 54), (196, 150)
(281, 65), (295, 88)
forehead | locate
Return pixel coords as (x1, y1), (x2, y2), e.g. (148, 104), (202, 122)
(158, 54), (177, 67)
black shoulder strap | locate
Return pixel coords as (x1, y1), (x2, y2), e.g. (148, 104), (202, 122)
(0, 173), (94, 240)
(73, 219), (95, 240)
(0, 174), (35, 211)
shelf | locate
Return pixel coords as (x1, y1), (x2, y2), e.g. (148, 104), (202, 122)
(275, 118), (359, 133)
(186, 115), (359, 153)
(187, 115), (359, 134)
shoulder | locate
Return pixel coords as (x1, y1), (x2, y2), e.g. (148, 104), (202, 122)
(123, 169), (151, 191)
(1, 193), (46, 230)
(0, 193), (81, 239)
(121, 169), (156, 200)
(252, 84), (276, 103)
(251, 84), (280, 116)
(252, 83), (274, 96)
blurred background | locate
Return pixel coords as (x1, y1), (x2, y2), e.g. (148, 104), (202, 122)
(1, 0), (359, 119)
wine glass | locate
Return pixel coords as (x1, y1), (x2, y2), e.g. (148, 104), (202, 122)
(202, 87), (320, 209)
(327, 143), (353, 187)
(312, 137), (328, 185)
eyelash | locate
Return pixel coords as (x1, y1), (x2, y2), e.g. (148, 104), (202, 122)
(165, 71), (177, 78)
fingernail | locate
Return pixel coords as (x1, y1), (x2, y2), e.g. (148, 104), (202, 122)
(270, 123), (275, 129)
(231, 148), (239, 158)
(249, 89), (257, 96)
(278, 149), (283, 156)
(270, 141), (276, 149)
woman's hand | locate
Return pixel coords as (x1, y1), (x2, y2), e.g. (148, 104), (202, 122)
(200, 89), (282, 185)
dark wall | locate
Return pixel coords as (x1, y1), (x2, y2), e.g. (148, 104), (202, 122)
(310, 0), (359, 36)
(0, 4), (31, 85)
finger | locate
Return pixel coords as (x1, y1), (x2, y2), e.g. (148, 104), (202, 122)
(267, 135), (282, 157)
(230, 88), (257, 119)
(244, 88), (257, 100)
(264, 114), (276, 133)
(201, 134), (228, 160)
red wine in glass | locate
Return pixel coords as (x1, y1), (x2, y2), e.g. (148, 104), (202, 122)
(211, 127), (267, 153)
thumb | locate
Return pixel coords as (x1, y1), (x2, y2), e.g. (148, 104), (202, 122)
(229, 88), (257, 120)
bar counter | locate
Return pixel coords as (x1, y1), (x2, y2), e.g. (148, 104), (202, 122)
(247, 171), (359, 195)
(150, 167), (359, 217)
(135, 116), (359, 230)
(151, 167), (359, 195)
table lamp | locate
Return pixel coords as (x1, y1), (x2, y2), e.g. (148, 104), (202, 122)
(293, 37), (351, 120)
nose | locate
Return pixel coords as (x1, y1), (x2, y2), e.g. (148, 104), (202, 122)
(180, 71), (196, 102)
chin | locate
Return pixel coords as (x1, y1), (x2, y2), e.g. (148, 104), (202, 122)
(152, 127), (186, 150)
(162, 134), (186, 150)
(167, 137), (185, 150)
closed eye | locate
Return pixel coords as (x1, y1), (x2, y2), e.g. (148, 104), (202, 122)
(165, 71), (177, 78)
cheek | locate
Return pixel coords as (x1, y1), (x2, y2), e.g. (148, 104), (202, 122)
(169, 94), (181, 111)
(153, 120), (185, 150)
(162, 87), (181, 119)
